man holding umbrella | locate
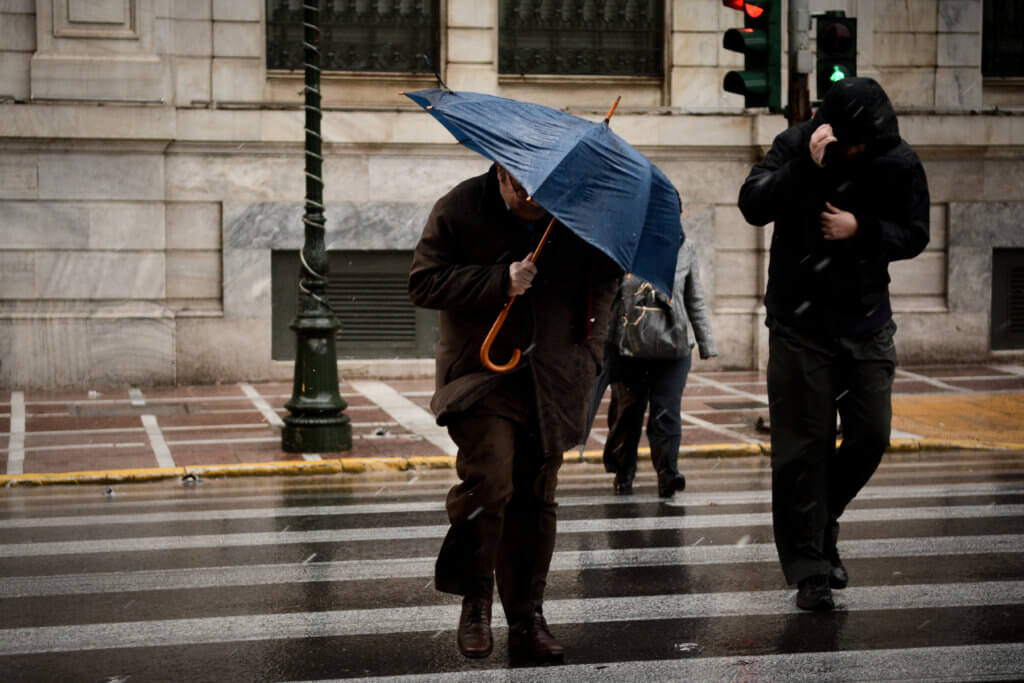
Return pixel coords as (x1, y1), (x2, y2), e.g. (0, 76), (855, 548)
(409, 162), (620, 662)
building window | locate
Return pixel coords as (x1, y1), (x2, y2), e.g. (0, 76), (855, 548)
(991, 249), (1024, 350)
(498, 0), (664, 77)
(266, 0), (440, 74)
(272, 250), (439, 360)
(982, 0), (1024, 77)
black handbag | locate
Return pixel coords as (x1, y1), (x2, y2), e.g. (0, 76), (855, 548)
(614, 277), (688, 360)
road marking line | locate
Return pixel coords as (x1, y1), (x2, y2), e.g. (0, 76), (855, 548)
(6, 391), (25, 475)
(0, 581), (1020, 656)
(5, 482), (1019, 529)
(2, 504), (1020, 557)
(349, 381), (456, 456)
(335, 644), (1024, 683)
(896, 368), (971, 393)
(687, 374), (769, 403)
(2, 534), (1020, 598)
(128, 388), (145, 407)
(141, 415), (175, 469)
(680, 411), (761, 444)
(239, 383), (285, 429)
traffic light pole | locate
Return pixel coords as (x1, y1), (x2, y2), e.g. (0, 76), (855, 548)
(787, 0), (812, 125)
(281, 0), (352, 454)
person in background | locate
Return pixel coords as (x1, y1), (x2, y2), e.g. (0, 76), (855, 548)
(601, 230), (718, 497)
(736, 77), (929, 611)
(409, 163), (620, 663)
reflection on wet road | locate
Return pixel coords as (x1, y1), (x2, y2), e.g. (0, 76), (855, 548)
(1, 451), (1022, 681)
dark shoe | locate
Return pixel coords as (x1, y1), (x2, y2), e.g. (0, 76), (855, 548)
(657, 473), (686, 498)
(508, 610), (565, 664)
(457, 597), (493, 659)
(796, 575), (834, 612)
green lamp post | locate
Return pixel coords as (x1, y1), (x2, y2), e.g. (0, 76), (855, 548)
(282, 0), (352, 453)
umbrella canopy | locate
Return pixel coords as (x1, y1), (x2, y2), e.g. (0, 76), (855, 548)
(404, 88), (682, 294)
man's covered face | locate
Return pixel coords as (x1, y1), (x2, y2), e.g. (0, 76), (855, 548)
(497, 166), (546, 221)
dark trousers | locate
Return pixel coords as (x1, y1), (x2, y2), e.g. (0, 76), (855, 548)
(434, 373), (562, 625)
(767, 317), (897, 585)
(603, 352), (692, 482)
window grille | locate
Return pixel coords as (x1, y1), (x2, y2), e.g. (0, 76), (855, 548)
(266, 0), (440, 73)
(498, 0), (664, 77)
(982, 0), (1024, 78)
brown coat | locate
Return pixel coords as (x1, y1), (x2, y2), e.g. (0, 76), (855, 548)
(409, 165), (621, 456)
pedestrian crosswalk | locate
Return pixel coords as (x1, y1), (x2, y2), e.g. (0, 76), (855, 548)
(1, 451), (1022, 681)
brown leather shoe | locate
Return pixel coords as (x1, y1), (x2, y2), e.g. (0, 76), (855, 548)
(457, 597), (493, 658)
(508, 610), (565, 664)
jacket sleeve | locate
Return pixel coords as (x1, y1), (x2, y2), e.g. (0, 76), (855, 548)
(408, 203), (510, 311)
(681, 247), (718, 360)
(851, 157), (930, 263)
(738, 125), (820, 228)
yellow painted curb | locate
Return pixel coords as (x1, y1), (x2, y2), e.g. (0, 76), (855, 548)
(2, 438), (1021, 487)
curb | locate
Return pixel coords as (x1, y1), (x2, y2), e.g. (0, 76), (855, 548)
(1, 438), (1020, 488)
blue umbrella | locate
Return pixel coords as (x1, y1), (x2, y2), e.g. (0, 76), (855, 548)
(405, 88), (682, 294)
(405, 88), (682, 372)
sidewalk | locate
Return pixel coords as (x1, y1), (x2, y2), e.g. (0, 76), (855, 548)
(2, 363), (1023, 486)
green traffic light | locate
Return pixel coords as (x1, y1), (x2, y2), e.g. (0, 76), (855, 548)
(830, 65), (847, 82)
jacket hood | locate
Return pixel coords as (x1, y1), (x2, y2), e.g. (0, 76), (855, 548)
(814, 77), (900, 153)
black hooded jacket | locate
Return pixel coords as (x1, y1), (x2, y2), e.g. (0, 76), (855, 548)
(737, 77), (930, 338)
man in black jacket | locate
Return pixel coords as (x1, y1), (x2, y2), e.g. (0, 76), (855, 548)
(737, 78), (929, 611)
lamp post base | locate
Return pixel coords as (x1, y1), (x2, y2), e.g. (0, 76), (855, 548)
(282, 414), (352, 453)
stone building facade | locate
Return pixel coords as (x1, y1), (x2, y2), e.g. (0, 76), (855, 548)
(0, 0), (1022, 389)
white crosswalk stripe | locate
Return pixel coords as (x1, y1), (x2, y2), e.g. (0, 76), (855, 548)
(0, 453), (1021, 680)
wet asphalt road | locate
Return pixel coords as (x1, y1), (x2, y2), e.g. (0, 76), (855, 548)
(1, 450), (1023, 682)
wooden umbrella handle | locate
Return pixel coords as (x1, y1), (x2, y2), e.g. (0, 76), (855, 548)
(480, 216), (558, 373)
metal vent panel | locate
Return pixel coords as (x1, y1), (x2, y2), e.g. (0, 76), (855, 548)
(991, 249), (1024, 350)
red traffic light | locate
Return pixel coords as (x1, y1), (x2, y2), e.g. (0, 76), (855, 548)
(723, 0), (766, 19)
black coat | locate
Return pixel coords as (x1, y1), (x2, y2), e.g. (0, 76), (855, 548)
(738, 77), (930, 338)
(409, 164), (621, 456)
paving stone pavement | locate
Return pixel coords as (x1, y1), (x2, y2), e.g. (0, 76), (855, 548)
(1, 364), (1023, 485)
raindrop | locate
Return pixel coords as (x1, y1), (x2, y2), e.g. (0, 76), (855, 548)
(674, 642), (701, 654)
(467, 506), (484, 520)
(736, 534), (752, 547)
(836, 181), (851, 193)
(836, 390), (849, 401)
(794, 301), (811, 315)
(104, 487), (115, 498)
(814, 257), (832, 272)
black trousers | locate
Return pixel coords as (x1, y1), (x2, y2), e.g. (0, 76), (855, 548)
(767, 317), (897, 585)
(603, 352), (692, 482)
(434, 373), (562, 626)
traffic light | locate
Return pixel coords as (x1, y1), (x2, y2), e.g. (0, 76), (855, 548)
(722, 0), (782, 113)
(816, 11), (857, 100)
